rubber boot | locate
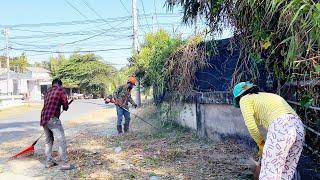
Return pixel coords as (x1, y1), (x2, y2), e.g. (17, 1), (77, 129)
(124, 123), (130, 133)
(117, 125), (123, 134)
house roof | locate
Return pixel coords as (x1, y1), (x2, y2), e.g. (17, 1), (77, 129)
(26, 67), (50, 73)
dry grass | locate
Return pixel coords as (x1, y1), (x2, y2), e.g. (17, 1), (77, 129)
(0, 103), (42, 120)
(0, 106), (256, 179)
(65, 106), (255, 179)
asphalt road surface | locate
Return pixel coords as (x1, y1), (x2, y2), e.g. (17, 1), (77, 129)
(0, 99), (109, 143)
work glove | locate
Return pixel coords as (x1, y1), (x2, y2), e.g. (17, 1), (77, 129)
(104, 98), (110, 104)
(258, 140), (265, 158)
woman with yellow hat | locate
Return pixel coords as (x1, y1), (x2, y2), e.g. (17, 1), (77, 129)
(233, 81), (305, 180)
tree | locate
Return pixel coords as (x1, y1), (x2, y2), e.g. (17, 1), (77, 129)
(49, 54), (66, 77)
(0, 56), (6, 68)
(10, 52), (29, 73)
(56, 53), (116, 97)
(32, 61), (50, 70)
(166, 0), (320, 82)
(131, 29), (183, 97)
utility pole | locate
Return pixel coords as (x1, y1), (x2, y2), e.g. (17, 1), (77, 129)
(4, 28), (10, 95)
(152, 15), (156, 33)
(194, 15), (198, 35)
(132, 0), (141, 106)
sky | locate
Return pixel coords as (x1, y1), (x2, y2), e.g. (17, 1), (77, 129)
(0, 0), (233, 69)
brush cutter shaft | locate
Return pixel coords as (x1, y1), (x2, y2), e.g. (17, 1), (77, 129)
(120, 106), (160, 130)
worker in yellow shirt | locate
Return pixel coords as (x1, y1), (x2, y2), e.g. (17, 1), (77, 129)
(233, 81), (305, 180)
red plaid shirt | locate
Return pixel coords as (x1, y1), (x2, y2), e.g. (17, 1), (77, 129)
(40, 85), (69, 126)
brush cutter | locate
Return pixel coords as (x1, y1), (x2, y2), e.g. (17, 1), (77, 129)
(103, 97), (160, 130)
(8, 99), (73, 161)
(121, 107), (160, 130)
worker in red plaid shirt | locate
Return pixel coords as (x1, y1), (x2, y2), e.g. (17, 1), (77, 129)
(40, 78), (73, 170)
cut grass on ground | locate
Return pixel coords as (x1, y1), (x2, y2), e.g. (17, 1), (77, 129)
(65, 106), (256, 179)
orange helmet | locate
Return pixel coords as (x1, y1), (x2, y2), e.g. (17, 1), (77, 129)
(127, 76), (138, 85)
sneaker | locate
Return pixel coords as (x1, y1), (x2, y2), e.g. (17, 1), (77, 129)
(60, 163), (75, 170)
(45, 161), (58, 168)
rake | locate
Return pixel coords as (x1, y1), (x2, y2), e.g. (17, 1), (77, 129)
(8, 99), (73, 161)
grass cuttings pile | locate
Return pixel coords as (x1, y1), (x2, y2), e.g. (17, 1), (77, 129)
(165, 35), (208, 100)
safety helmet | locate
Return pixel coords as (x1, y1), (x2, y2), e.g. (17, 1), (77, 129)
(127, 76), (138, 86)
(233, 81), (256, 108)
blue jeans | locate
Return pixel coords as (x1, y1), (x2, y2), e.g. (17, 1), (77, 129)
(116, 106), (130, 126)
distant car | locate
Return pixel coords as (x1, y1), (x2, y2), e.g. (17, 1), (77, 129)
(72, 93), (84, 100)
(84, 94), (93, 99)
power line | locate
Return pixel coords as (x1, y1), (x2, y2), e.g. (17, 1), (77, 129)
(9, 22), (196, 45)
(11, 27), (129, 35)
(10, 23), (133, 42)
(79, 0), (133, 34)
(11, 28), (63, 34)
(64, 0), (91, 20)
(138, 17), (147, 35)
(11, 32), (131, 40)
(9, 22), (194, 50)
(61, 18), (131, 46)
(80, 0), (112, 27)
(153, 0), (159, 27)
(11, 18), (132, 50)
(11, 37), (133, 48)
(120, 0), (131, 15)
(0, 14), (181, 28)
(140, 0), (152, 32)
(11, 47), (132, 53)
(0, 16), (131, 28)
(26, 52), (55, 57)
(64, 0), (120, 35)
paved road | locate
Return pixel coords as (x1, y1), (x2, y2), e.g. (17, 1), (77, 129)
(0, 99), (111, 143)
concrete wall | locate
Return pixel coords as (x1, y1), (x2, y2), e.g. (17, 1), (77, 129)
(200, 104), (252, 143)
(0, 79), (13, 94)
(0, 95), (23, 109)
(0, 79), (28, 95)
(19, 79), (28, 94)
(175, 103), (197, 130)
(172, 102), (256, 147)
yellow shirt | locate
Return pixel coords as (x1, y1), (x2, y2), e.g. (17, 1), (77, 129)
(239, 92), (297, 145)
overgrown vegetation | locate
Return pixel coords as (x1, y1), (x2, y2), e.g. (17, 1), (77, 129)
(166, 0), (319, 88)
(131, 29), (183, 99)
(166, 0), (320, 156)
(130, 29), (207, 101)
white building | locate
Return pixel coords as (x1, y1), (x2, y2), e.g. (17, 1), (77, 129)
(0, 67), (51, 108)
(25, 67), (51, 101)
